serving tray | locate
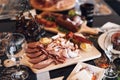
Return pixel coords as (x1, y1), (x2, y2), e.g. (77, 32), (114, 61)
(20, 34), (101, 73)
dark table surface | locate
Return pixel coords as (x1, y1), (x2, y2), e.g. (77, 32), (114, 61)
(0, 0), (120, 80)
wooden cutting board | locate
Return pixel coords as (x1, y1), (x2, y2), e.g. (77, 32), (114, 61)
(44, 21), (99, 35)
(20, 44), (101, 73)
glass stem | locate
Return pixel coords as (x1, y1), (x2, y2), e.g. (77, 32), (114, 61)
(106, 52), (118, 77)
(108, 51), (114, 69)
(109, 55), (114, 68)
(16, 57), (21, 71)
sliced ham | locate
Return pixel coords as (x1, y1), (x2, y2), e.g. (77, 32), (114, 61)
(29, 54), (47, 64)
(32, 58), (53, 69)
(27, 42), (38, 49)
(26, 51), (43, 58)
(25, 48), (39, 53)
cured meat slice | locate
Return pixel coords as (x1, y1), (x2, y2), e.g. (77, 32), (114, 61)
(55, 16), (78, 32)
(26, 51), (43, 58)
(32, 58), (53, 69)
(36, 17), (57, 28)
(29, 54), (47, 64)
(27, 42), (38, 49)
(25, 48), (39, 53)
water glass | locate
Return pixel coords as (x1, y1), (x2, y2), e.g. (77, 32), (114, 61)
(5, 33), (29, 80)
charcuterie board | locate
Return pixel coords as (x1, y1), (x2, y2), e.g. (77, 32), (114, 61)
(20, 33), (101, 73)
(44, 22), (99, 35)
(36, 12), (99, 35)
(21, 46), (101, 73)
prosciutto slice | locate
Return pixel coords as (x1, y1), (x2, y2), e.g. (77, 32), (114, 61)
(29, 54), (47, 64)
(26, 51), (43, 58)
(32, 58), (53, 69)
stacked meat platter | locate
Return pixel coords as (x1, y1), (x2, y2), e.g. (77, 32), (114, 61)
(21, 32), (101, 73)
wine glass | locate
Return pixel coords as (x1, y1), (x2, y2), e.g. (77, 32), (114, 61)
(103, 29), (120, 80)
(6, 33), (29, 80)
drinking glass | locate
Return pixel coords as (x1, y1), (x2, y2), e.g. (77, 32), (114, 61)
(5, 33), (29, 80)
(103, 29), (120, 80)
(75, 0), (95, 15)
(80, 1), (95, 27)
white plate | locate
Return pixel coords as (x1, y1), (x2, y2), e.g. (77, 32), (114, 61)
(21, 34), (101, 73)
(67, 62), (105, 80)
(30, 0), (76, 12)
(98, 29), (120, 54)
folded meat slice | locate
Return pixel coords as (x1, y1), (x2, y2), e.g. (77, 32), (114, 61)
(26, 51), (43, 58)
(40, 47), (66, 64)
(29, 54), (47, 64)
(32, 58), (53, 69)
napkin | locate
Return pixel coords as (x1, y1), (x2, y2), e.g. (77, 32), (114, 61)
(99, 22), (120, 32)
(37, 71), (50, 80)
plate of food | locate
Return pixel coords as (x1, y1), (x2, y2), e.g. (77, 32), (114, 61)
(21, 32), (101, 73)
(30, 0), (76, 12)
(35, 12), (99, 35)
(67, 62), (105, 80)
(98, 28), (120, 54)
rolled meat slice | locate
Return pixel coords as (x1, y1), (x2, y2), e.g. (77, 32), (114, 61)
(32, 58), (53, 69)
(29, 54), (47, 64)
(26, 51), (43, 58)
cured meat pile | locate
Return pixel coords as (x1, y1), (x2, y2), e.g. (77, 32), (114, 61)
(36, 12), (83, 32)
(26, 42), (54, 69)
(26, 32), (92, 69)
(25, 36), (81, 69)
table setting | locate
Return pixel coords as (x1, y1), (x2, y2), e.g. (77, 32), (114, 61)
(0, 0), (120, 80)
